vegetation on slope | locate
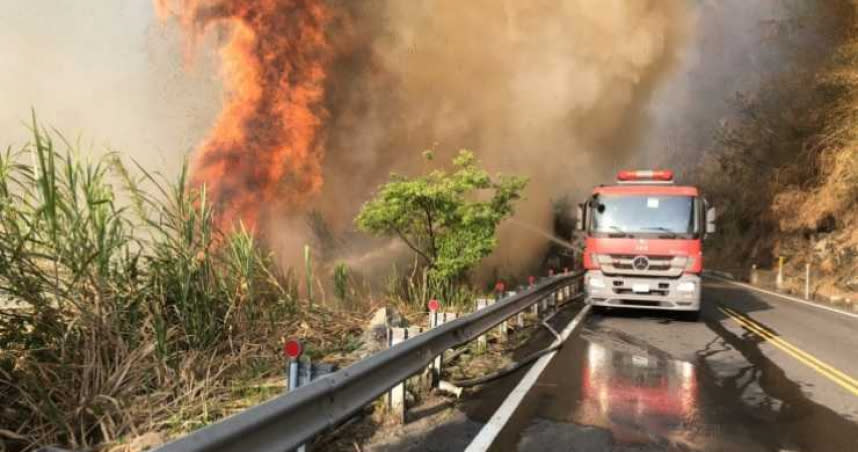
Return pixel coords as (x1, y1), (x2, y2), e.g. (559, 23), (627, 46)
(695, 1), (858, 294)
(0, 120), (367, 450)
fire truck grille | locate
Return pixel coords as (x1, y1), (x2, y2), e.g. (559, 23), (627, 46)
(600, 254), (683, 277)
(613, 288), (670, 296)
(610, 255), (673, 271)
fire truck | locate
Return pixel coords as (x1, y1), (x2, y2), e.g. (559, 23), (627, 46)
(576, 170), (715, 321)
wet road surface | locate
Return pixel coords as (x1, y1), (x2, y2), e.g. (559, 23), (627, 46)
(365, 279), (858, 451)
(479, 278), (858, 451)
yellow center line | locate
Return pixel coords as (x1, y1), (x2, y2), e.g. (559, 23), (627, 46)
(719, 306), (858, 397)
(722, 306), (858, 389)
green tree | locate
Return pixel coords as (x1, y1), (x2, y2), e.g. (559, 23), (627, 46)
(356, 150), (527, 283)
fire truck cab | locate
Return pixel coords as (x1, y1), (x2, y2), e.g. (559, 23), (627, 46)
(577, 170), (715, 321)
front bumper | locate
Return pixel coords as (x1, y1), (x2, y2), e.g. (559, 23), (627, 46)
(585, 270), (701, 311)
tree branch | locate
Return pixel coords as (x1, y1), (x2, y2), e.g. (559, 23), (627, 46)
(395, 228), (434, 266)
(421, 202), (437, 259)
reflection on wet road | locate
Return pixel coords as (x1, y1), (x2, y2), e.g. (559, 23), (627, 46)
(577, 342), (697, 446)
(500, 337), (769, 451)
(468, 279), (858, 451)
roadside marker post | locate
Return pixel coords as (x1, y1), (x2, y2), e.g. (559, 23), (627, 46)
(284, 340), (307, 452)
(284, 339), (302, 392)
(805, 263), (811, 300)
(776, 256), (785, 290)
(283, 339), (339, 449)
(428, 299), (440, 334)
(751, 264), (759, 285)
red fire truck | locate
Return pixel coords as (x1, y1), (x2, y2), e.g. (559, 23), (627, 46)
(577, 170), (715, 321)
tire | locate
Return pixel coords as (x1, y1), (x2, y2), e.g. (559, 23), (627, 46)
(590, 305), (607, 315)
(679, 310), (700, 322)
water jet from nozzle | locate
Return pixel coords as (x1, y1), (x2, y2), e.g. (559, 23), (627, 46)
(508, 219), (577, 250)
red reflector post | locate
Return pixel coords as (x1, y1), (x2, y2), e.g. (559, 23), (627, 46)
(284, 339), (303, 359)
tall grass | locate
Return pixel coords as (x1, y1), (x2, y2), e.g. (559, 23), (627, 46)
(0, 118), (297, 450)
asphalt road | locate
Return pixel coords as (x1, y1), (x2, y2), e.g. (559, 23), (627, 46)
(365, 279), (858, 451)
(477, 278), (858, 451)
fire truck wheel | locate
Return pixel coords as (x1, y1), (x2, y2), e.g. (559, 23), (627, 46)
(679, 310), (700, 322)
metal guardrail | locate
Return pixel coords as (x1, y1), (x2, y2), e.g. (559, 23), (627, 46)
(156, 271), (585, 452)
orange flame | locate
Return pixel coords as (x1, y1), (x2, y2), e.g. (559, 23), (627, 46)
(155, 0), (332, 232)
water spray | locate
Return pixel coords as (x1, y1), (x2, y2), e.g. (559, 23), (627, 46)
(508, 219), (577, 250)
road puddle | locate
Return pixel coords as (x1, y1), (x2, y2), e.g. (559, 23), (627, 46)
(507, 337), (772, 451)
(574, 341), (699, 445)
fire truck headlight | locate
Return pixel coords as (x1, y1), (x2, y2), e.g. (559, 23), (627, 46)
(588, 277), (606, 289)
(677, 281), (696, 293)
(671, 256), (696, 270)
(590, 253), (612, 269)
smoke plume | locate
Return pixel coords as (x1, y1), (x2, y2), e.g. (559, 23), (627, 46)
(640, 0), (831, 170)
(156, 0), (689, 273)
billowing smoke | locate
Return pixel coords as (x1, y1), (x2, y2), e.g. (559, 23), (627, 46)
(156, 0), (690, 274)
(640, 0), (830, 170)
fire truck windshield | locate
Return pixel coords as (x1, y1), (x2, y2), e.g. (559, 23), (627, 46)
(590, 195), (698, 238)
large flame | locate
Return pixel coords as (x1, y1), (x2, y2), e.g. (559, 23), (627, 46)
(155, 0), (332, 231)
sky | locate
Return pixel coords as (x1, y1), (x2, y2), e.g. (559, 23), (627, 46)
(0, 0), (220, 174)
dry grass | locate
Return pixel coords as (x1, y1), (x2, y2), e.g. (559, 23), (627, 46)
(0, 119), (369, 451)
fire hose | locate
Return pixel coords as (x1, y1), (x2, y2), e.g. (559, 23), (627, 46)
(447, 306), (577, 388)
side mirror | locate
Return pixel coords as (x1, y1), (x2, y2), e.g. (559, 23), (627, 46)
(575, 204), (584, 231)
(706, 206), (716, 234)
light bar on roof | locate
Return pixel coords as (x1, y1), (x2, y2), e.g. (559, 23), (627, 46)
(616, 169), (674, 182)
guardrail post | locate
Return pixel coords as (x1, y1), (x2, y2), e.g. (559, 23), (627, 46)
(475, 298), (489, 353)
(513, 290), (524, 328)
(528, 278), (539, 318)
(494, 292), (508, 342)
(428, 312), (455, 386)
(388, 327), (408, 423)
(486, 298), (508, 343)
